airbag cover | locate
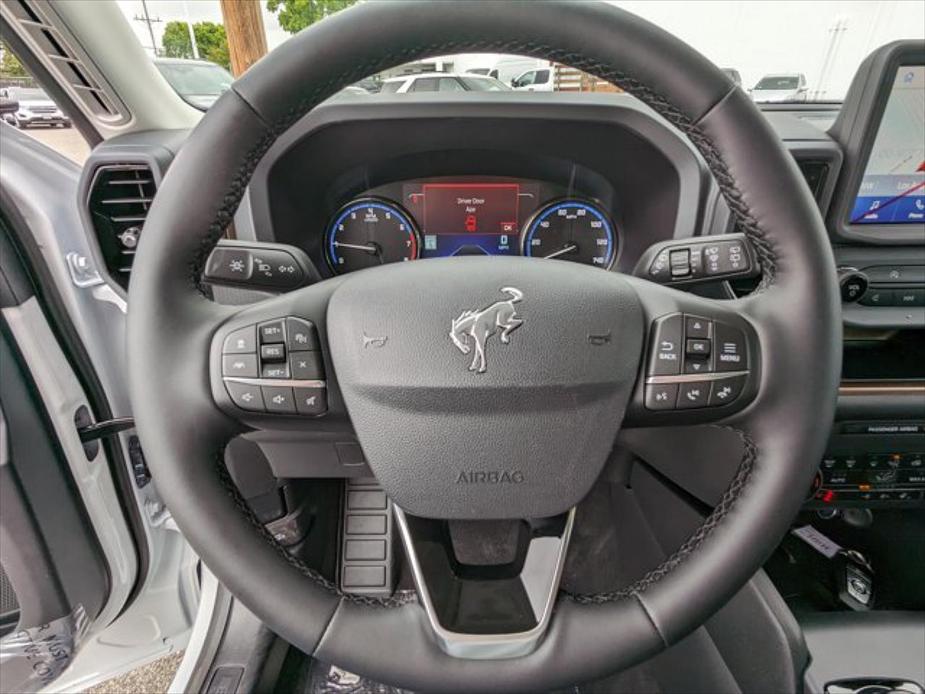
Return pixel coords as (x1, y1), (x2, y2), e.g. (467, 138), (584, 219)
(327, 257), (643, 519)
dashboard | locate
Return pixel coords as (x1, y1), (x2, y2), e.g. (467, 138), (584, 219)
(73, 42), (924, 515)
(246, 95), (707, 283)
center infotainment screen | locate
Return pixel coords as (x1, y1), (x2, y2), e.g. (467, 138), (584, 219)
(851, 65), (925, 225)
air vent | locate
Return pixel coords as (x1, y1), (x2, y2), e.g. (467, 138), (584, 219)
(2, 0), (125, 122)
(87, 164), (156, 288)
(796, 159), (831, 202)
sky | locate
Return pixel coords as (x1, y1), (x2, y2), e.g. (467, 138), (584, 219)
(116, 0), (925, 99)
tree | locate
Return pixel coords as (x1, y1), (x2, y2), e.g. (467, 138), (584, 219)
(161, 21), (231, 70)
(0, 41), (27, 78)
(266, 0), (358, 34)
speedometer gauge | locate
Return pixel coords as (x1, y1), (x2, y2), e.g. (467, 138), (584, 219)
(521, 200), (616, 269)
(325, 198), (420, 274)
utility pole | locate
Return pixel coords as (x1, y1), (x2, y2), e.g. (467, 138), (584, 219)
(219, 0), (268, 77)
(133, 0), (162, 57)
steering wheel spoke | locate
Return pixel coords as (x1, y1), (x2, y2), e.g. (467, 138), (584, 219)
(394, 507), (576, 660)
(621, 277), (762, 427)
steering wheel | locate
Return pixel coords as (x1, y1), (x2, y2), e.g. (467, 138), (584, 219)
(128, 1), (840, 690)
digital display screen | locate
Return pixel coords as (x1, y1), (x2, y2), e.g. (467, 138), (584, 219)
(403, 179), (542, 257)
(851, 65), (925, 225)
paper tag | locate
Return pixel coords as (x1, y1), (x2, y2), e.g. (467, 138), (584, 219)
(792, 525), (842, 559)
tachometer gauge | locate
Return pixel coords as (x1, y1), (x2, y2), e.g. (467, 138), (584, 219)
(521, 199), (616, 269)
(325, 198), (420, 274)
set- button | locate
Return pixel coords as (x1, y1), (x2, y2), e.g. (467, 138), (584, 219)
(220, 316), (327, 416)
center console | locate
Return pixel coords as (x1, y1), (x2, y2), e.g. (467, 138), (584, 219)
(804, 40), (925, 513)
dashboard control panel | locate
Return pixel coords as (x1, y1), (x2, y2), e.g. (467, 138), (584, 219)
(644, 313), (749, 410)
(220, 317), (327, 416)
(810, 451), (925, 505)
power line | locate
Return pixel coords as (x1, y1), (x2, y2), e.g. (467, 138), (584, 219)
(133, 0), (163, 57)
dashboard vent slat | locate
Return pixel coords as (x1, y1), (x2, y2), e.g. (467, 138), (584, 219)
(87, 164), (157, 288)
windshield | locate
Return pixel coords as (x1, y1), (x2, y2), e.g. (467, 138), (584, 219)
(755, 76), (800, 90)
(116, 0), (925, 105)
(154, 62), (233, 97)
(458, 76), (511, 91)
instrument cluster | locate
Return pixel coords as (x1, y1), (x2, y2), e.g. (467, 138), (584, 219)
(324, 177), (618, 274)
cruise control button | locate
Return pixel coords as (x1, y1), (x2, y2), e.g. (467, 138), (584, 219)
(294, 387), (327, 415)
(222, 354), (258, 378)
(714, 322), (747, 372)
(647, 314), (683, 376)
(290, 352), (324, 380)
(685, 316), (712, 339)
(261, 344), (286, 362)
(223, 326), (256, 354)
(224, 381), (264, 412)
(259, 320), (286, 344)
(677, 381), (710, 409)
(287, 318), (320, 351)
(645, 383), (678, 411)
(262, 386), (296, 414)
(261, 363), (289, 379)
(708, 374), (746, 406)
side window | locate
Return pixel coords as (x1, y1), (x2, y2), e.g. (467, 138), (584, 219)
(0, 41), (89, 163)
(380, 80), (404, 93)
(514, 71), (535, 87)
(437, 77), (466, 92)
(533, 69), (550, 85)
(410, 78), (438, 92)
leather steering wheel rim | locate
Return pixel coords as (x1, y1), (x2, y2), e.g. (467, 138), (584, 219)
(127, 1), (841, 690)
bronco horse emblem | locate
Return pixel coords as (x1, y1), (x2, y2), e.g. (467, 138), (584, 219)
(449, 287), (524, 373)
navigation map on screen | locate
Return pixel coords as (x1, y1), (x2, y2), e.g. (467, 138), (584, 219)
(851, 65), (925, 225)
